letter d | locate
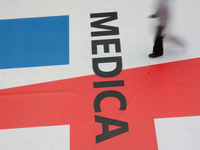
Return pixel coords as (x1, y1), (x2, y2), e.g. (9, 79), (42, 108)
(92, 56), (122, 78)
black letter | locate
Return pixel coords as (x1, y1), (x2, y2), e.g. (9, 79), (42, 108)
(94, 90), (127, 112)
(92, 39), (121, 54)
(93, 80), (124, 88)
(92, 56), (122, 78)
(90, 12), (119, 36)
(95, 115), (129, 143)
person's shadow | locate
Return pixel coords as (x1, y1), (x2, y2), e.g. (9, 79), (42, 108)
(165, 35), (187, 49)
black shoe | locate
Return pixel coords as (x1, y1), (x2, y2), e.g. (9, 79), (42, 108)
(152, 36), (163, 56)
(148, 53), (163, 58)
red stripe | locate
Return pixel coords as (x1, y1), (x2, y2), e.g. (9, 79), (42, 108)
(1, 58), (200, 149)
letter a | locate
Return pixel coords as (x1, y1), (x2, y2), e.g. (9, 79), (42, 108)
(95, 115), (129, 143)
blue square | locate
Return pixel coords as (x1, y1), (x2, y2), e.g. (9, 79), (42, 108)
(0, 16), (69, 69)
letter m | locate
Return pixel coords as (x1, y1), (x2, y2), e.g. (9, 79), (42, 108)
(90, 12), (119, 36)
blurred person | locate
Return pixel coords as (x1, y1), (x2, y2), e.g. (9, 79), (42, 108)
(148, 0), (170, 58)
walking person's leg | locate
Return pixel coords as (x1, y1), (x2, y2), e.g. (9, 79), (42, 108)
(149, 26), (165, 58)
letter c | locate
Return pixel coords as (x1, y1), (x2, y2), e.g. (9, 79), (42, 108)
(94, 90), (127, 112)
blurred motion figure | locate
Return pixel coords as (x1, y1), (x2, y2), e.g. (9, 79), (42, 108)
(148, 0), (170, 58)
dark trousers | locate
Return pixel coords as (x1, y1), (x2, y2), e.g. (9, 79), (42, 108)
(152, 26), (165, 55)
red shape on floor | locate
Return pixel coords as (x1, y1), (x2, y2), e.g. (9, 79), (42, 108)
(1, 58), (200, 149)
